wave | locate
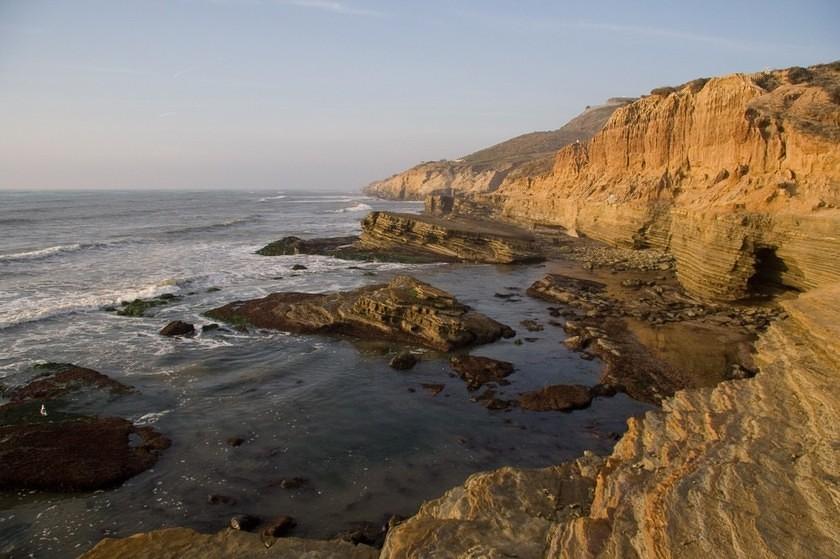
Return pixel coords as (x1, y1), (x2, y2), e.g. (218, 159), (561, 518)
(163, 216), (261, 236)
(0, 243), (91, 263)
(0, 278), (184, 330)
(258, 195), (287, 202)
(329, 203), (373, 213)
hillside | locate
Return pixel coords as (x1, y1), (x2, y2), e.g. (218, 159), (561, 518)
(364, 98), (634, 200)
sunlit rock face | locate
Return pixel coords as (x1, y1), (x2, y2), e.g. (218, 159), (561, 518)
(489, 62), (840, 300)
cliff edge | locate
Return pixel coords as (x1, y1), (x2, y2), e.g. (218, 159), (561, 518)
(364, 98), (633, 200)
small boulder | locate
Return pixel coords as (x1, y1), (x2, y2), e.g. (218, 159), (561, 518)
(291, 264), (308, 271)
(208, 494), (237, 505)
(159, 320), (195, 337)
(450, 355), (514, 390)
(518, 384), (593, 412)
(261, 515), (296, 538)
(229, 514), (260, 532)
(389, 352), (418, 370)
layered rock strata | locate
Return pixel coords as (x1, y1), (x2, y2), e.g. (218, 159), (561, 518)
(372, 62), (840, 300)
(365, 99), (632, 200)
(358, 211), (543, 264)
(380, 284), (840, 558)
(206, 275), (515, 352)
(488, 62), (840, 300)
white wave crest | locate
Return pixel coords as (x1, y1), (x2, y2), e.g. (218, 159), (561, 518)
(330, 203), (372, 213)
(0, 278), (183, 329)
(0, 244), (85, 263)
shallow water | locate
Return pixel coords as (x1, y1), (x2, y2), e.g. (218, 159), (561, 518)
(0, 191), (651, 557)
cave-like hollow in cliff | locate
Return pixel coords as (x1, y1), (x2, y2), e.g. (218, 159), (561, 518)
(747, 246), (798, 296)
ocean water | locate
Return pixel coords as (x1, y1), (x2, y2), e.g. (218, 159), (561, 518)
(0, 190), (650, 557)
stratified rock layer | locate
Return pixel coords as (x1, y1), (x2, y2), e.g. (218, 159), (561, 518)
(206, 275), (514, 352)
(380, 285), (840, 558)
(365, 99), (632, 200)
(486, 62), (840, 300)
(359, 211), (543, 264)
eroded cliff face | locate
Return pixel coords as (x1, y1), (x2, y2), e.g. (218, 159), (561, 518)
(490, 63), (840, 299)
(364, 100), (632, 201)
(381, 284), (840, 559)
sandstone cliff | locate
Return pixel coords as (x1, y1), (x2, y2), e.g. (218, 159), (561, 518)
(364, 99), (633, 200)
(381, 284), (840, 558)
(483, 62), (840, 300)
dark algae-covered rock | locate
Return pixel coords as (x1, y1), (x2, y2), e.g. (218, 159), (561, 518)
(206, 275), (513, 352)
(518, 384), (594, 412)
(6, 363), (131, 402)
(389, 351), (418, 370)
(159, 320), (196, 337)
(0, 363), (169, 492)
(449, 355), (515, 390)
(0, 408), (170, 492)
(113, 294), (181, 317)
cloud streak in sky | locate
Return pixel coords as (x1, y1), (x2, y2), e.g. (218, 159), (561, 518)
(282, 0), (383, 17)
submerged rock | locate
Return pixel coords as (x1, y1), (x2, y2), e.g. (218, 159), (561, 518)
(256, 235), (360, 257)
(450, 355), (515, 390)
(113, 294), (180, 317)
(159, 320), (196, 337)
(206, 276), (513, 352)
(518, 384), (593, 412)
(0, 406), (170, 492)
(5, 363), (131, 402)
(389, 352), (418, 370)
(261, 515), (296, 538)
(0, 364), (168, 492)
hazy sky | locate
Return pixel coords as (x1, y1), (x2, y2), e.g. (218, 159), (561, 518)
(2, 0), (838, 190)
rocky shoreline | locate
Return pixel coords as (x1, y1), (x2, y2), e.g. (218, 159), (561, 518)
(12, 60), (839, 558)
(74, 207), (808, 557)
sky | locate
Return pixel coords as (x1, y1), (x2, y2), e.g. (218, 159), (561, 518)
(1, 0), (838, 190)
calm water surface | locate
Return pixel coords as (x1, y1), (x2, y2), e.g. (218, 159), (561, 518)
(0, 190), (650, 557)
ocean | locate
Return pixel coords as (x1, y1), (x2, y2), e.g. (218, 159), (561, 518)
(0, 190), (649, 557)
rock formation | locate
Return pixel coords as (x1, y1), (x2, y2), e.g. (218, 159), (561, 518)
(0, 363), (169, 492)
(380, 284), (840, 558)
(357, 211), (543, 264)
(255, 211), (544, 264)
(365, 98), (634, 200)
(480, 62), (840, 300)
(79, 528), (378, 559)
(206, 275), (515, 351)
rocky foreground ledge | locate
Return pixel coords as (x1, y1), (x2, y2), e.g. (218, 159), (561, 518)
(206, 275), (514, 351)
(378, 285), (840, 558)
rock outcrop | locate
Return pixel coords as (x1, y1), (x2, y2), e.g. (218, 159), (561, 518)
(0, 364), (169, 492)
(365, 99), (633, 200)
(483, 62), (840, 300)
(206, 275), (514, 352)
(380, 285), (840, 558)
(79, 528), (378, 559)
(370, 62), (840, 301)
(358, 211), (543, 264)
